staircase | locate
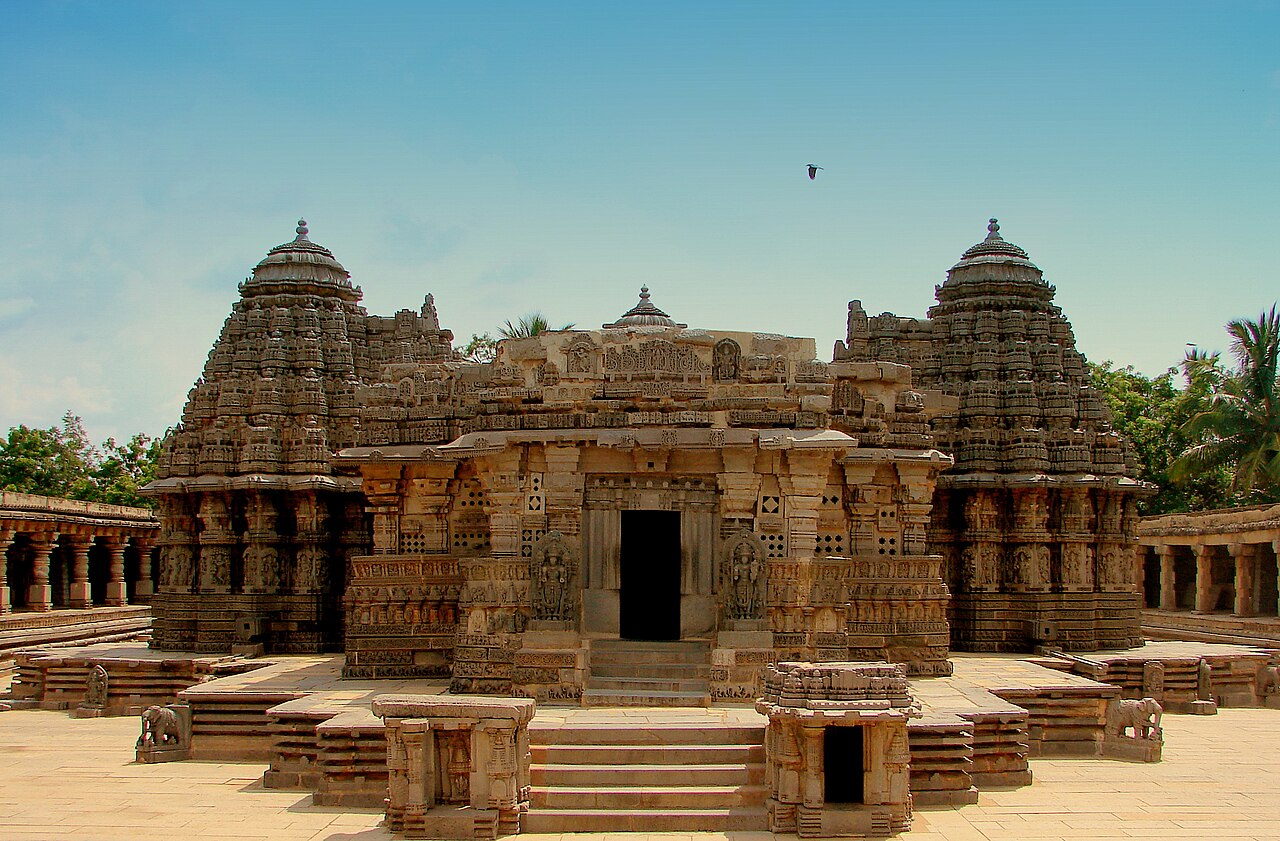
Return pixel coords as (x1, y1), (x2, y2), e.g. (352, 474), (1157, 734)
(582, 639), (712, 707)
(525, 715), (769, 832)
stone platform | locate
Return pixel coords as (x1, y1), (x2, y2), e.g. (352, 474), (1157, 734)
(0, 606), (151, 659)
(1143, 608), (1280, 648)
(6, 641), (1276, 836)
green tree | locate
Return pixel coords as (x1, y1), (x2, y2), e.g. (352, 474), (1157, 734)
(1090, 361), (1233, 513)
(1170, 305), (1280, 503)
(92, 434), (163, 507)
(0, 413), (159, 508)
(0, 412), (99, 498)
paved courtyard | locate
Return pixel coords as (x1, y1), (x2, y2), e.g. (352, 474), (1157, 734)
(0, 704), (1277, 841)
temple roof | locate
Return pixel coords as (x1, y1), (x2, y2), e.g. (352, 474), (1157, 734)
(959, 218), (1030, 261)
(602, 287), (685, 328)
(240, 219), (361, 301)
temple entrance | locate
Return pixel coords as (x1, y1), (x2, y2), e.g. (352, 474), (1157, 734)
(619, 510), (681, 640)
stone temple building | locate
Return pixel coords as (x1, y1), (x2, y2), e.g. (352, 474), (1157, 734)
(144, 219), (1147, 701)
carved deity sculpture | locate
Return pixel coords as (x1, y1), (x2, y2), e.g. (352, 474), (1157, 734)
(1198, 659), (1213, 701)
(531, 532), (576, 622)
(713, 338), (741, 382)
(723, 530), (765, 620)
(85, 664), (108, 708)
(437, 730), (471, 804)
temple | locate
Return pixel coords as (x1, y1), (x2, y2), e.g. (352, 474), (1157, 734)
(143, 218), (1148, 702)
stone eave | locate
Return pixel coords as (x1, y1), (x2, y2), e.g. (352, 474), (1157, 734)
(142, 474), (362, 494)
(336, 427), (868, 464)
(937, 472), (1156, 494)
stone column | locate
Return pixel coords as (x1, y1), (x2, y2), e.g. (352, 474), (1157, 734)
(197, 493), (233, 594)
(105, 536), (128, 607)
(133, 536), (155, 602)
(478, 450), (523, 558)
(1232, 543), (1256, 617)
(68, 535), (93, 609)
(0, 528), (13, 614)
(1194, 544), (1214, 613)
(1158, 545), (1177, 611)
(28, 532), (55, 612)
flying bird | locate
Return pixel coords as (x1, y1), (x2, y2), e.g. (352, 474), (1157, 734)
(807, 164), (824, 180)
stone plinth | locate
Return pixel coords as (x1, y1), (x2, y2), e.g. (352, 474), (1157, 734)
(756, 662), (917, 838)
(373, 694), (536, 840)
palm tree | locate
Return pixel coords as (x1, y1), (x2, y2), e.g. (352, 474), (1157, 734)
(1170, 305), (1280, 500)
(498, 312), (575, 339)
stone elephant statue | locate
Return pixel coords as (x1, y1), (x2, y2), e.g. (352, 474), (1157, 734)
(1109, 697), (1162, 740)
(136, 705), (182, 748)
(1257, 665), (1280, 696)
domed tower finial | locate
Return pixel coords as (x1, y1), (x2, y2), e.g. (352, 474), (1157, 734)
(986, 218), (1001, 240)
(639, 286), (651, 301)
(295, 219), (310, 241)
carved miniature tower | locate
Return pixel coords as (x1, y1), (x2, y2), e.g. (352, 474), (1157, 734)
(836, 219), (1149, 651)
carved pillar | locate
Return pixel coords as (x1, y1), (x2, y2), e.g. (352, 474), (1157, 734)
(243, 491), (281, 594)
(1194, 545), (1214, 613)
(104, 536), (128, 606)
(197, 493), (233, 594)
(783, 450), (829, 559)
(1232, 543), (1255, 617)
(542, 445), (584, 537)
(718, 448), (763, 526)
(68, 535), (93, 609)
(29, 532), (55, 611)
(478, 450), (523, 558)
(292, 491), (328, 595)
(1158, 545), (1177, 611)
(364, 466), (404, 554)
(133, 536), (155, 602)
(0, 528), (12, 614)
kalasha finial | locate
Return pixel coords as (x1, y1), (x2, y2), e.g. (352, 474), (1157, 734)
(639, 286), (651, 301)
(295, 219), (309, 240)
(986, 218), (1000, 239)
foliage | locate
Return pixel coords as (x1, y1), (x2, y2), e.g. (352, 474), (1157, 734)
(459, 332), (499, 363)
(1089, 361), (1233, 514)
(0, 412), (160, 508)
(498, 312), (574, 339)
(458, 312), (575, 363)
(1169, 305), (1280, 505)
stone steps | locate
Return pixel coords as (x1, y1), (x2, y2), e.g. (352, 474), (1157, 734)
(523, 807), (768, 833)
(584, 639), (712, 707)
(533, 742), (763, 764)
(531, 761), (764, 787)
(527, 716), (768, 833)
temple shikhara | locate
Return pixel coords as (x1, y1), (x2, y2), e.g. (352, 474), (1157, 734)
(141, 218), (1148, 703)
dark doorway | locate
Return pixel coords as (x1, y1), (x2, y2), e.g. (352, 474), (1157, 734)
(1143, 548), (1161, 608)
(619, 510), (681, 640)
(824, 726), (865, 803)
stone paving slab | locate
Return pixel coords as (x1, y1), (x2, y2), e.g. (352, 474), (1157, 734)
(3, 703), (1279, 839)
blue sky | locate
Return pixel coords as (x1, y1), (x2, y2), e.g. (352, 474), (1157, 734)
(1, 1), (1277, 444)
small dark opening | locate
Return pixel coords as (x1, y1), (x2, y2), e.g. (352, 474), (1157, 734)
(1174, 548), (1196, 610)
(619, 510), (681, 640)
(88, 542), (109, 605)
(1143, 549), (1161, 608)
(823, 726), (864, 804)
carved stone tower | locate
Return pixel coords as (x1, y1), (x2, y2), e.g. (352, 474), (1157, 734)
(835, 219), (1149, 651)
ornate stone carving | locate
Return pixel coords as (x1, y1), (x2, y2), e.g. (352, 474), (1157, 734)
(722, 529), (765, 621)
(530, 532), (577, 622)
